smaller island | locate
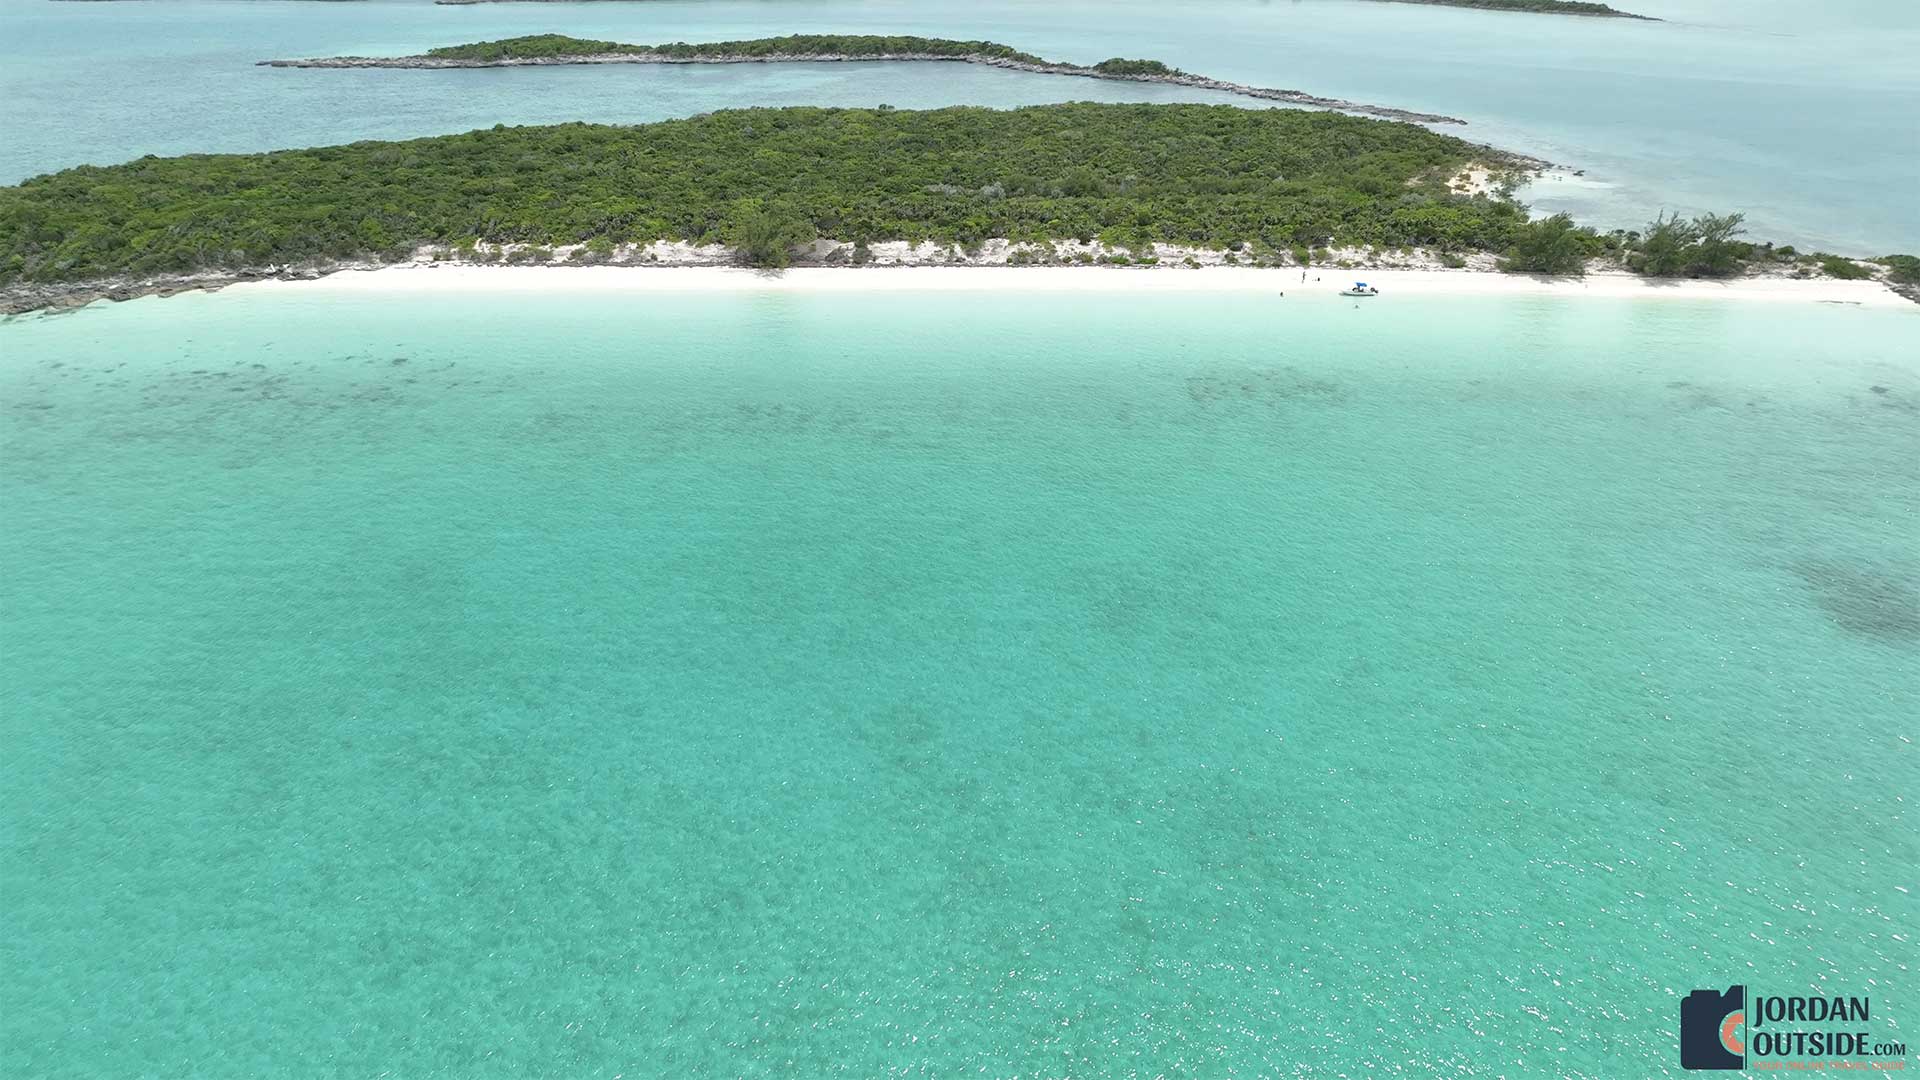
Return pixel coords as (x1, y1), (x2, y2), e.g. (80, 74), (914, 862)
(1365, 0), (1656, 18)
(260, 34), (1470, 126)
(428, 0), (1655, 11)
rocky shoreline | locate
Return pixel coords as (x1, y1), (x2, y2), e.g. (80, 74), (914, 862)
(9, 239), (1906, 317)
(258, 51), (1471, 127)
(0, 240), (1405, 315)
(1, 264), (359, 317)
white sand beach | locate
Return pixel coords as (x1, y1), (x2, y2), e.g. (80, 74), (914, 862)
(232, 265), (1913, 308)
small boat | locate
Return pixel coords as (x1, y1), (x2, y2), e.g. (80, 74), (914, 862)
(1340, 282), (1380, 297)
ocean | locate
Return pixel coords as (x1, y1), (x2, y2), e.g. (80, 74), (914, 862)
(1, 0), (1918, 253)
(3, 287), (1914, 1075)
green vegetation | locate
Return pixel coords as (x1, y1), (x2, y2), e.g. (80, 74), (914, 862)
(422, 35), (1190, 79)
(0, 104), (1534, 283)
(1092, 58), (1183, 77)
(1624, 212), (1748, 278)
(288, 34), (1468, 127)
(424, 34), (1056, 64)
(1582, 217), (1899, 281)
(727, 200), (816, 268)
(1814, 253), (1873, 280)
(425, 34), (634, 62)
(1501, 213), (1598, 275)
(1882, 255), (1920, 284)
(0, 104), (1885, 288)
(1368, 0), (1653, 17)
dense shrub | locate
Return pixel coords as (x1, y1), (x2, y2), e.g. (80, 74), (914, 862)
(0, 104), (1533, 283)
(425, 34), (1053, 64)
(1500, 213), (1596, 275)
(1881, 254), (1920, 284)
(1627, 212), (1748, 278)
(1814, 254), (1873, 280)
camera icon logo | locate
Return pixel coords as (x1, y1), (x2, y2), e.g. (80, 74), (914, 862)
(1681, 985), (1746, 1070)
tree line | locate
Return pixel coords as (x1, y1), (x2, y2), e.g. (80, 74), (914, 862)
(419, 35), (1187, 76)
(423, 35), (1057, 64)
(0, 103), (1906, 283)
(0, 104), (1527, 282)
(1499, 211), (1902, 282)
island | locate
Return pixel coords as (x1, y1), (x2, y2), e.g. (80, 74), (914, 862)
(1, 103), (1907, 313)
(1366, 0), (1656, 18)
(260, 34), (1469, 126)
(429, 0), (1656, 12)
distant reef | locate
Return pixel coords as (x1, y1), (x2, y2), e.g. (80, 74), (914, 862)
(260, 33), (1470, 126)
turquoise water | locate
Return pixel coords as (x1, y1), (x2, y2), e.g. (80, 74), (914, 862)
(3, 0), (1918, 253)
(3, 290), (1915, 1076)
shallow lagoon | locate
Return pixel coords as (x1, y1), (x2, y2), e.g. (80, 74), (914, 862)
(3, 289), (1914, 1076)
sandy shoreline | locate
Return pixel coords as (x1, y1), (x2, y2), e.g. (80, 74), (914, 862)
(217, 265), (1912, 308)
